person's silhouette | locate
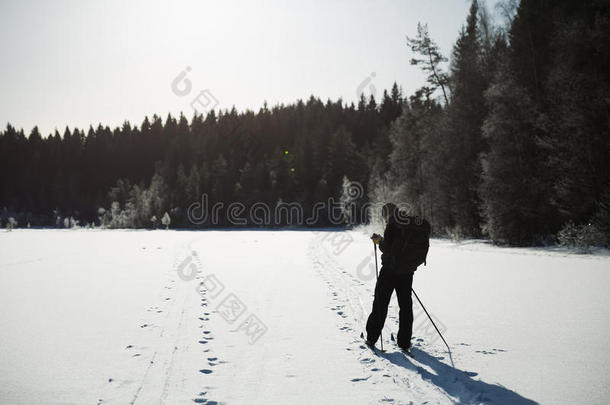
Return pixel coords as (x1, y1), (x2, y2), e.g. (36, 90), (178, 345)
(366, 203), (416, 351)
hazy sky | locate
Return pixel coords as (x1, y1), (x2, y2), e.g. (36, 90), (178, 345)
(0, 0), (501, 136)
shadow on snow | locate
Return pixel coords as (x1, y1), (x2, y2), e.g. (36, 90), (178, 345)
(378, 347), (538, 405)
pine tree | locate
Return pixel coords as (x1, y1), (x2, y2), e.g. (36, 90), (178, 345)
(407, 23), (450, 105)
(542, 1), (610, 234)
(326, 127), (359, 197)
(445, 0), (488, 237)
(389, 89), (443, 219)
(479, 59), (554, 244)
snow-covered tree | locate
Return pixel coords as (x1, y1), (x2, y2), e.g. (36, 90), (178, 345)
(7, 217), (17, 231)
(339, 176), (361, 225)
(161, 212), (171, 229)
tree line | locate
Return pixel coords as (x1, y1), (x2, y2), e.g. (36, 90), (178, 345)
(0, 88), (402, 229)
(1, 0), (608, 247)
(373, 0), (609, 247)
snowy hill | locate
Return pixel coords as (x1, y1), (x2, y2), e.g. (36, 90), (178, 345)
(1, 229), (608, 404)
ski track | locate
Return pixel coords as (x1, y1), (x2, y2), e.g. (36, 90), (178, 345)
(5, 230), (604, 404)
(97, 231), (535, 405)
(119, 234), (459, 404)
(100, 237), (222, 405)
(308, 234), (460, 404)
(190, 241), (223, 405)
(306, 233), (542, 405)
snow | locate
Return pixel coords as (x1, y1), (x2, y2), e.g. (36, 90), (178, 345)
(0, 229), (609, 404)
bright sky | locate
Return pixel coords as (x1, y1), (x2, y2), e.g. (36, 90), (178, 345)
(0, 0), (501, 136)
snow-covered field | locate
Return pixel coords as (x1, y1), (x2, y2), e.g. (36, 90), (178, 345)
(0, 229), (608, 404)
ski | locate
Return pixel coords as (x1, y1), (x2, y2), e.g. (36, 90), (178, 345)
(391, 333), (414, 358)
(360, 332), (385, 353)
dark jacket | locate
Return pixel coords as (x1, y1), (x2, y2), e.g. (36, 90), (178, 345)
(378, 216), (399, 268)
(379, 216), (423, 274)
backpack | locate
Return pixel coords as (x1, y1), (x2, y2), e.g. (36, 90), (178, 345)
(390, 216), (431, 274)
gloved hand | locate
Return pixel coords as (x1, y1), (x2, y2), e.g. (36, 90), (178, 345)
(371, 233), (382, 244)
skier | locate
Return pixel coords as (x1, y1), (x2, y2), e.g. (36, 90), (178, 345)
(365, 202), (429, 353)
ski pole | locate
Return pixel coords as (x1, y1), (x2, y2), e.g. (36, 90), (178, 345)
(373, 242), (383, 352)
(411, 288), (450, 353)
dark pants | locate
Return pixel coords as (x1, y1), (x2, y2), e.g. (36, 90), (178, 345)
(366, 266), (414, 349)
